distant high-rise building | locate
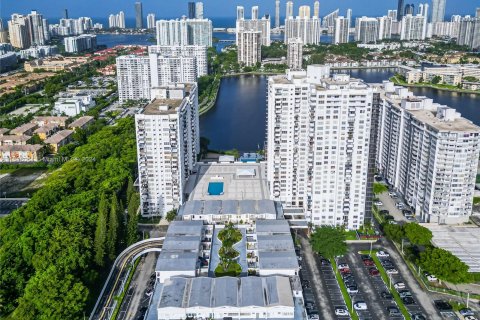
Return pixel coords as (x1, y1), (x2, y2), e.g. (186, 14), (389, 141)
(109, 11), (126, 29)
(156, 18), (212, 47)
(8, 14), (31, 49)
(404, 4), (414, 16)
(147, 13), (156, 29)
(286, 1), (294, 19)
(64, 34), (96, 53)
(388, 10), (398, 21)
(397, 0), (405, 20)
(275, 0), (280, 28)
(267, 67), (375, 229)
(238, 30), (261, 66)
(287, 38), (303, 70)
(285, 16), (321, 44)
(431, 0), (446, 23)
(400, 13), (427, 40)
(334, 16), (350, 44)
(322, 9), (339, 29)
(314, 1), (320, 18)
(119, 11), (125, 28)
(299, 6), (311, 19)
(355, 17), (378, 44)
(457, 17), (480, 50)
(196, 2), (204, 19)
(252, 6), (259, 20)
(377, 16), (393, 40)
(64, 9), (69, 19)
(0, 19), (8, 43)
(476, 8), (480, 18)
(135, 84), (199, 217)
(237, 6), (245, 20)
(135, 2), (143, 29)
(149, 45), (208, 77)
(116, 55), (151, 103)
(346, 9), (353, 28)
(188, 2), (196, 19)
(28, 10), (47, 45)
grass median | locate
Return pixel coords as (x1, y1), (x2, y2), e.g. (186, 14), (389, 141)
(361, 250), (412, 320)
(330, 258), (359, 320)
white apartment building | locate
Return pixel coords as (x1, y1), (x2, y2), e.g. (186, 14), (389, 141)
(267, 66), (375, 229)
(431, 0), (446, 23)
(377, 16), (393, 40)
(54, 93), (96, 117)
(149, 54), (198, 86)
(284, 16), (321, 45)
(108, 11), (125, 28)
(8, 11), (47, 49)
(287, 38), (303, 70)
(136, 84), (199, 217)
(355, 17), (379, 44)
(64, 34), (97, 53)
(236, 8), (271, 47)
(334, 16), (350, 44)
(116, 55), (151, 103)
(322, 9), (339, 29)
(238, 31), (261, 67)
(148, 45), (208, 77)
(147, 13), (156, 29)
(286, 1), (294, 19)
(377, 82), (480, 224)
(457, 17), (480, 50)
(400, 14), (427, 40)
(431, 21), (460, 38)
(156, 18), (212, 47)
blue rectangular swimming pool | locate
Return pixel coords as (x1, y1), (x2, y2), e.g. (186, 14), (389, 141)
(208, 182), (224, 195)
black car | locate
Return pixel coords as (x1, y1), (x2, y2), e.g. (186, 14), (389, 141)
(320, 259), (330, 266)
(402, 297), (415, 305)
(379, 210), (390, 215)
(380, 291), (393, 300)
(434, 300), (452, 311)
(361, 254), (372, 261)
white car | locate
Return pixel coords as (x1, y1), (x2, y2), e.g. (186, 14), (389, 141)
(394, 282), (406, 290)
(376, 250), (390, 258)
(374, 201), (384, 206)
(389, 192), (398, 197)
(335, 308), (349, 316)
(427, 274), (438, 282)
(338, 263), (350, 270)
(353, 302), (368, 311)
(386, 268), (399, 275)
(465, 316), (478, 320)
(308, 314), (320, 320)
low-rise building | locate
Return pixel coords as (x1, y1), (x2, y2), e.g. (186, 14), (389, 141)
(0, 52), (18, 72)
(0, 128), (9, 136)
(0, 135), (31, 146)
(24, 57), (88, 72)
(33, 125), (58, 140)
(10, 123), (38, 136)
(69, 116), (94, 130)
(0, 145), (44, 162)
(44, 130), (74, 153)
(32, 116), (69, 128)
(54, 93), (96, 117)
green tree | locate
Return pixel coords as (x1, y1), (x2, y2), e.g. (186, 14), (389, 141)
(383, 223), (405, 243)
(127, 193), (140, 246)
(93, 193), (108, 266)
(431, 76), (442, 84)
(418, 247), (470, 283)
(126, 176), (134, 205)
(310, 226), (347, 259)
(107, 194), (119, 261)
(373, 182), (388, 195)
(166, 208), (178, 222)
(404, 223), (432, 246)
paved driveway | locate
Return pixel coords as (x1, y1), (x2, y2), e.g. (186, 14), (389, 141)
(377, 192), (408, 222)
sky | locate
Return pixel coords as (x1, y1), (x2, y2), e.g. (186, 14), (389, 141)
(2, 0), (478, 20)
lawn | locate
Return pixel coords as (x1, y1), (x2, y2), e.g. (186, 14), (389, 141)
(331, 259), (359, 320)
(361, 250), (412, 320)
(214, 263), (242, 277)
(344, 230), (358, 240)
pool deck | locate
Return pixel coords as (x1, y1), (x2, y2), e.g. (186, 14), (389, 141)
(185, 163), (269, 201)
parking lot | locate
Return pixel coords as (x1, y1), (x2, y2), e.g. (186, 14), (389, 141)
(319, 258), (351, 319)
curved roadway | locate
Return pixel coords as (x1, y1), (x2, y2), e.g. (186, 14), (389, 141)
(89, 238), (164, 320)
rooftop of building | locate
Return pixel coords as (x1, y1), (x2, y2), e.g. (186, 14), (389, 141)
(34, 125), (57, 133)
(0, 144), (43, 152)
(156, 276), (294, 309)
(10, 123), (37, 134)
(0, 135), (31, 142)
(69, 116), (94, 128)
(409, 108), (480, 132)
(178, 199), (281, 218)
(143, 98), (184, 115)
(44, 130), (74, 144)
(33, 116), (69, 123)
(0, 128), (9, 135)
(185, 163), (270, 201)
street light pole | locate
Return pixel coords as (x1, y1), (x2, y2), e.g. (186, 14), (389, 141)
(369, 241), (373, 255)
(401, 238), (404, 254)
(467, 292), (470, 308)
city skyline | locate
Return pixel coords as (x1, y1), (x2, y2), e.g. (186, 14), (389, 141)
(3, 0), (476, 20)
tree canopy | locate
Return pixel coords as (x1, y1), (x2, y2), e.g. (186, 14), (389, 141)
(404, 223), (432, 246)
(418, 247), (470, 284)
(310, 226), (347, 259)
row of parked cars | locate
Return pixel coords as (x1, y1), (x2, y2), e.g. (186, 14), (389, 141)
(434, 300), (478, 320)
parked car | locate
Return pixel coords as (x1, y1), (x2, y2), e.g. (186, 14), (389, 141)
(368, 268), (380, 277)
(334, 307), (349, 316)
(460, 308), (475, 316)
(411, 314), (427, 320)
(320, 259), (330, 266)
(396, 202), (405, 209)
(361, 254), (372, 261)
(379, 210), (390, 215)
(387, 306), (401, 317)
(376, 250), (390, 258)
(363, 259), (375, 266)
(380, 291), (393, 300)
(338, 263), (349, 270)
(308, 314), (320, 320)
(406, 216), (416, 221)
(353, 301), (368, 311)
(434, 300), (453, 311)
(465, 316), (479, 320)
(398, 290), (412, 298)
(347, 285), (359, 294)
(389, 192), (397, 197)
(374, 201), (384, 206)
(394, 282), (406, 290)
(381, 259), (394, 268)
(402, 296), (415, 305)
(426, 273), (438, 282)
(385, 267), (398, 274)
